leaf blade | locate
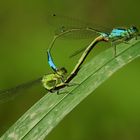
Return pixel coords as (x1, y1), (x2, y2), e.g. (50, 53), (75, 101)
(1, 38), (140, 140)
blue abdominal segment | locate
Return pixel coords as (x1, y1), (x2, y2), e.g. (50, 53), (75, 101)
(47, 50), (58, 72)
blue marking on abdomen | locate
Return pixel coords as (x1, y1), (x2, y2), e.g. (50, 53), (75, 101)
(47, 51), (57, 71)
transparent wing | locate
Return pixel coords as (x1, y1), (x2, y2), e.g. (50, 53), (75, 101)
(55, 27), (98, 39)
(69, 46), (87, 58)
(47, 13), (108, 39)
(0, 77), (42, 104)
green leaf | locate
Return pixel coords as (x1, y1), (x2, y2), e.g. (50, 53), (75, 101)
(1, 38), (140, 140)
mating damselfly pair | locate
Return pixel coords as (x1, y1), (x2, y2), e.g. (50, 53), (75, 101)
(0, 14), (139, 103)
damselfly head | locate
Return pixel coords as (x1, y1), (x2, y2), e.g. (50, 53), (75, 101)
(130, 26), (139, 34)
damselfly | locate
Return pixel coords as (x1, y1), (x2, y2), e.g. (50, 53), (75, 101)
(48, 14), (139, 57)
(45, 14), (139, 92)
(45, 35), (108, 93)
(70, 26), (139, 57)
(0, 35), (104, 103)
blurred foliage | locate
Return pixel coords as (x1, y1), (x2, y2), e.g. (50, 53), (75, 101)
(0, 0), (140, 139)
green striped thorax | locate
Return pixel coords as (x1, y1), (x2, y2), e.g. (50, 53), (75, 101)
(42, 67), (67, 92)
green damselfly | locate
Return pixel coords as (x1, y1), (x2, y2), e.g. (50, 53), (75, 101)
(0, 34), (106, 103)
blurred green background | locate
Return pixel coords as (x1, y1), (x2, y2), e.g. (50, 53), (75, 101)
(0, 0), (140, 139)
